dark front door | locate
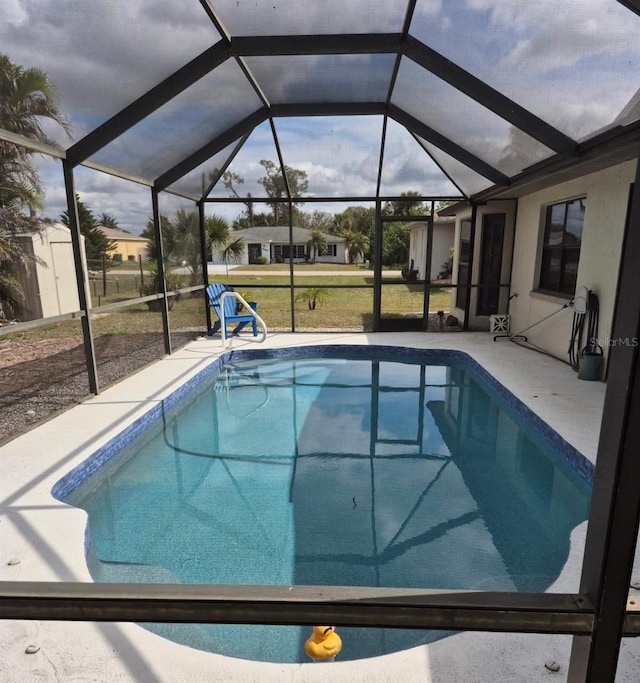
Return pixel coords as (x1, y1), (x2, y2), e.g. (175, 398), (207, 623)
(477, 214), (505, 316)
(248, 243), (261, 264)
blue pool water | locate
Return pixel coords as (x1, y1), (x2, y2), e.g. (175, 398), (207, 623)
(53, 346), (592, 663)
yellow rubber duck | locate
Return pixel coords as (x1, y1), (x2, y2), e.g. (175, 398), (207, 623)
(304, 625), (343, 662)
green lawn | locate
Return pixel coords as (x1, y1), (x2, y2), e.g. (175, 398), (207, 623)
(5, 273), (454, 342)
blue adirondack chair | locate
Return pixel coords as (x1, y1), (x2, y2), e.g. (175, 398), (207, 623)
(205, 283), (258, 339)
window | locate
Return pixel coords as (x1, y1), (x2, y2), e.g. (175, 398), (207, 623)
(273, 244), (306, 259)
(326, 244), (337, 257)
(539, 197), (585, 295)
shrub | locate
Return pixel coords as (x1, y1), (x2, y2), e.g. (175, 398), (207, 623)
(295, 287), (330, 310)
(255, 256), (268, 265)
(140, 263), (182, 311)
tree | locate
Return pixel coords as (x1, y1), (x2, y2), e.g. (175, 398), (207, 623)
(334, 206), (375, 239)
(172, 208), (201, 286)
(295, 287), (330, 310)
(99, 213), (124, 231)
(233, 211), (274, 229)
(258, 160), (308, 223)
(220, 170), (255, 226)
(217, 237), (245, 275)
(301, 210), (334, 233)
(383, 191), (425, 217)
(307, 228), (328, 262)
(0, 53), (69, 318)
(60, 196), (115, 265)
(0, 207), (39, 319)
(334, 206), (375, 264)
(382, 222), (410, 268)
(141, 214), (176, 262)
(205, 214), (244, 275)
(343, 230), (370, 264)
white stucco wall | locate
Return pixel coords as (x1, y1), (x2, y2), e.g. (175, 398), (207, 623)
(407, 220), (455, 281)
(508, 159), (636, 365)
(210, 240), (348, 266)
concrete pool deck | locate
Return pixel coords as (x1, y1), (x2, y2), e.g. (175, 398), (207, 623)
(1, 331), (639, 682)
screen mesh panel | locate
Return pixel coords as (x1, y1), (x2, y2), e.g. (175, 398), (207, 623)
(207, 121), (283, 201)
(213, 0), (407, 36)
(89, 61), (263, 181)
(271, 116), (385, 198)
(417, 139), (494, 198)
(168, 141), (245, 198)
(410, 0), (640, 140)
(0, 1), (220, 143)
(380, 119), (462, 197)
(392, 58), (555, 177)
(2, 0), (637, 230)
(244, 54), (395, 104)
(73, 166), (154, 236)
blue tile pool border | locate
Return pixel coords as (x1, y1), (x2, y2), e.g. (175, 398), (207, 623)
(51, 344), (594, 501)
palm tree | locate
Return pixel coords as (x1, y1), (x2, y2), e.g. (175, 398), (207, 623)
(307, 228), (328, 262)
(205, 214), (245, 275)
(343, 230), (370, 264)
(218, 237), (245, 275)
(172, 208), (201, 285)
(0, 53), (69, 318)
(0, 207), (36, 319)
(295, 287), (331, 310)
(205, 214), (232, 255)
(99, 213), (121, 231)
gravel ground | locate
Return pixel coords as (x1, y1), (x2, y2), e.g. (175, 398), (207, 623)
(0, 331), (200, 446)
(0, 312), (460, 446)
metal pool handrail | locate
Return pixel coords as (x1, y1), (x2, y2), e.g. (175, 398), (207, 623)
(220, 290), (268, 347)
(219, 363), (270, 418)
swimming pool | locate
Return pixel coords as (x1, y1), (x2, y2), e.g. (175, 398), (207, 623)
(53, 345), (592, 663)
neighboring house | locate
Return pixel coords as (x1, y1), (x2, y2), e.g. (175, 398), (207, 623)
(13, 223), (86, 322)
(97, 226), (149, 262)
(442, 157), (636, 370)
(211, 226), (348, 265)
(405, 215), (455, 281)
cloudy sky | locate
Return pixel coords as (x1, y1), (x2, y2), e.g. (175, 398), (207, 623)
(1, 0), (638, 233)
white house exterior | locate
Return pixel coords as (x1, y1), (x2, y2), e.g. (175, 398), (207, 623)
(444, 158), (637, 372)
(210, 226), (348, 265)
(406, 216), (456, 281)
(14, 223), (86, 322)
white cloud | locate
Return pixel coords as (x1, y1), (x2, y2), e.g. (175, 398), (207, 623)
(213, 0), (407, 36)
(469, 0), (640, 72)
(5, 0), (638, 225)
(0, 0), (27, 24)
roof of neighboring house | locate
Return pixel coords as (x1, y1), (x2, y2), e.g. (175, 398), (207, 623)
(403, 215), (456, 229)
(231, 226), (345, 243)
(16, 222), (73, 239)
(97, 226), (148, 242)
(436, 202), (470, 217)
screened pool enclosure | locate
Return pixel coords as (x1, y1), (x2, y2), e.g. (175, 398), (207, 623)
(1, 1), (640, 680)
